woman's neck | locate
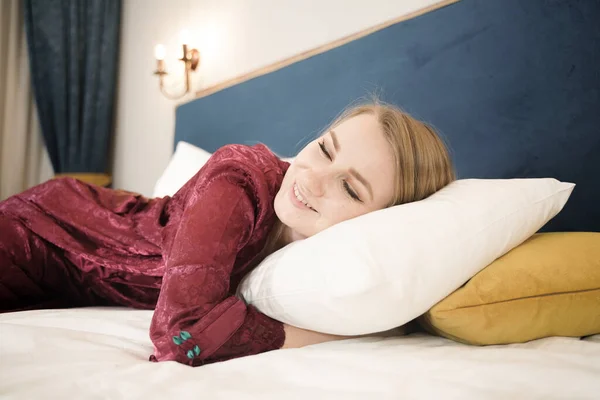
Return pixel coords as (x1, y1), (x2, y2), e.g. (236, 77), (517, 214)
(264, 219), (304, 257)
(245, 219), (305, 276)
(280, 224), (306, 245)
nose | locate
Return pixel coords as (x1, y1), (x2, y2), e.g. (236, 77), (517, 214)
(301, 167), (329, 198)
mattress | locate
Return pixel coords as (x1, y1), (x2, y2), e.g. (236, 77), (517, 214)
(0, 307), (599, 399)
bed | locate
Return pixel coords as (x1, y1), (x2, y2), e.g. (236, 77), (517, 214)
(0, 308), (598, 399)
(1, 0), (599, 398)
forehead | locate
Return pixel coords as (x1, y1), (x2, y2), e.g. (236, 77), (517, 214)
(329, 113), (396, 203)
(334, 112), (382, 141)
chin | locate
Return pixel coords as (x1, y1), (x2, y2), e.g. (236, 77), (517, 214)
(274, 193), (315, 239)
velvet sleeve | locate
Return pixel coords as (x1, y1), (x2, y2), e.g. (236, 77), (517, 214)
(149, 147), (285, 366)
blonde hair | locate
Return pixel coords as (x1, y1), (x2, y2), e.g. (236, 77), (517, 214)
(326, 100), (456, 206)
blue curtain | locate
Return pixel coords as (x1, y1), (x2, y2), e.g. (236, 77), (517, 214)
(23, 0), (122, 174)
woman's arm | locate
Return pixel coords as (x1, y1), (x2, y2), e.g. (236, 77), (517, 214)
(149, 146), (285, 366)
(282, 324), (349, 348)
(281, 323), (411, 348)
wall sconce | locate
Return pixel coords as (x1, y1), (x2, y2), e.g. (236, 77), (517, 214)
(153, 31), (200, 100)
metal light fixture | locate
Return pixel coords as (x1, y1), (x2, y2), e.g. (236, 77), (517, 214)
(153, 30), (200, 100)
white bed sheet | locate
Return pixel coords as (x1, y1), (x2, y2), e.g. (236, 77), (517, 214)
(0, 307), (599, 400)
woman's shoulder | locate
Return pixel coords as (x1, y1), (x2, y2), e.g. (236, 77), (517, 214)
(209, 143), (288, 176)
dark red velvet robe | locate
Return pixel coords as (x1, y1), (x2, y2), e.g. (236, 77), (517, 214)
(0, 144), (288, 366)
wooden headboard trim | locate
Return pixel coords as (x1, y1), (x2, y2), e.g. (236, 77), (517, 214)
(194, 0), (460, 99)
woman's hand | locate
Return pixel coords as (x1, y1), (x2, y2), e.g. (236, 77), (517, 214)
(281, 323), (352, 349)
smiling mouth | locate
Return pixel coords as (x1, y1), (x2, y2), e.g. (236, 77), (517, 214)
(293, 183), (317, 212)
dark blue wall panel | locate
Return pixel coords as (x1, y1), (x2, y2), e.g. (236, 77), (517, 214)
(175, 0), (600, 232)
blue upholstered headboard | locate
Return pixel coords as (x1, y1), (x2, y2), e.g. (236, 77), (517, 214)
(174, 0), (600, 233)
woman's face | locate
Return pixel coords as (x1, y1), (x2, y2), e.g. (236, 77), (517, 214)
(275, 113), (396, 240)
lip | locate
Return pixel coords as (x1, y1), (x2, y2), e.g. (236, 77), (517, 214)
(289, 182), (316, 212)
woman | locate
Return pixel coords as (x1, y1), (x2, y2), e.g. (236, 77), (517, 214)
(0, 101), (455, 366)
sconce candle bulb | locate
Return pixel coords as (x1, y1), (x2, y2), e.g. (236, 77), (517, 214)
(154, 44), (166, 60)
(152, 34), (200, 100)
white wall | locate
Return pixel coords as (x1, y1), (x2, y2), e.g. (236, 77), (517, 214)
(113, 0), (446, 196)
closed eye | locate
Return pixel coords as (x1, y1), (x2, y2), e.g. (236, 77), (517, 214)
(343, 180), (362, 202)
(320, 139), (362, 202)
(318, 140), (332, 161)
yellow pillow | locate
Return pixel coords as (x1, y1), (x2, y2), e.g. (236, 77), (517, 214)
(419, 232), (600, 345)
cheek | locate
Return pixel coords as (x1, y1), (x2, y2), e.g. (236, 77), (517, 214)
(278, 166), (296, 198)
(321, 201), (360, 225)
(274, 186), (291, 216)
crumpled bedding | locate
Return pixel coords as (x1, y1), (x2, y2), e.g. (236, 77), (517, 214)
(0, 307), (599, 400)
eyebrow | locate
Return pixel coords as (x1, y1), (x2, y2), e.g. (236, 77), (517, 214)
(350, 168), (373, 201)
(329, 130), (374, 201)
(330, 130), (340, 152)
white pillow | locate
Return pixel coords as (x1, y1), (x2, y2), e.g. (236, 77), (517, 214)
(238, 178), (575, 335)
(153, 141), (212, 198)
